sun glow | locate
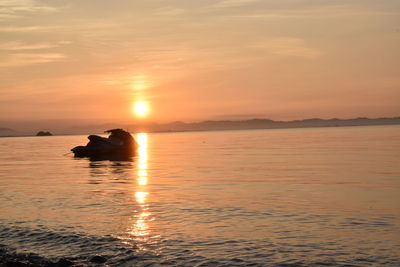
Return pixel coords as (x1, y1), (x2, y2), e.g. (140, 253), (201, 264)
(133, 101), (150, 118)
(131, 75), (150, 91)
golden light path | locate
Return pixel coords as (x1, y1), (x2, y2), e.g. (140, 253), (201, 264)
(137, 133), (148, 186)
(129, 133), (152, 244)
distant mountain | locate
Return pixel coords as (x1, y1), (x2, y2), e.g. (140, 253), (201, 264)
(2, 117), (400, 136)
(0, 127), (16, 137)
(124, 117), (400, 133)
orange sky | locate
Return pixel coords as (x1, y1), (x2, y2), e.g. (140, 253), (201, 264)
(1, 0), (399, 124)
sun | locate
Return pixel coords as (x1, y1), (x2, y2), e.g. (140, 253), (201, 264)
(133, 101), (150, 118)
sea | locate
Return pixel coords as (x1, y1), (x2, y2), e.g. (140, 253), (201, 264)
(0, 125), (399, 266)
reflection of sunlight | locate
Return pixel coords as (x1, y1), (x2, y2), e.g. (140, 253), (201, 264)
(137, 133), (148, 186)
(130, 211), (151, 237)
(137, 133), (148, 149)
(138, 170), (148, 185)
(138, 169), (147, 177)
(135, 191), (148, 204)
(138, 162), (147, 169)
(128, 132), (151, 243)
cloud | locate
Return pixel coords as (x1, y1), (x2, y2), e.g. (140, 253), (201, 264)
(214, 4), (399, 21)
(0, 26), (55, 32)
(0, 53), (66, 67)
(211, 0), (260, 9)
(154, 7), (185, 16)
(253, 37), (322, 59)
(0, 0), (57, 21)
(0, 13), (19, 21)
(101, 72), (156, 96)
(0, 41), (59, 50)
(0, 41), (70, 67)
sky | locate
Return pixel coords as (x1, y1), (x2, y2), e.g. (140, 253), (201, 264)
(1, 0), (399, 125)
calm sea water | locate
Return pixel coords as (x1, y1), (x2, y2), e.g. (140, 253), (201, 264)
(0, 126), (399, 266)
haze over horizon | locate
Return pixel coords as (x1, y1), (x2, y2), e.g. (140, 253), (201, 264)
(1, 0), (399, 124)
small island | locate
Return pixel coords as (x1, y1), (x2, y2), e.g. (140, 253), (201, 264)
(36, 131), (53, 136)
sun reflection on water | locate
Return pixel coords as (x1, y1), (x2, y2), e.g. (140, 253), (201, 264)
(128, 133), (151, 245)
(135, 191), (148, 204)
(137, 133), (148, 186)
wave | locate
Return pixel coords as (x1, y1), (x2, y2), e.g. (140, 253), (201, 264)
(0, 224), (150, 266)
(1, 223), (400, 266)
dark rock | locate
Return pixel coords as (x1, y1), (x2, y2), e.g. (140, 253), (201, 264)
(56, 258), (74, 267)
(5, 260), (29, 267)
(89, 255), (107, 264)
(36, 131), (53, 136)
(71, 129), (137, 160)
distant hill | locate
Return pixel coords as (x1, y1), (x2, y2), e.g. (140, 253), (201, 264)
(124, 117), (400, 133)
(2, 117), (400, 136)
(0, 127), (16, 137)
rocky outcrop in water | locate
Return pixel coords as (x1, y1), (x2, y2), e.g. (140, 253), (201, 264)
(36, 131), (53, 136)
(0, 245), (74, 267)
(89, 255), (107, 263)
(71, 129), (137, 160)
(0, 245), (112, 266)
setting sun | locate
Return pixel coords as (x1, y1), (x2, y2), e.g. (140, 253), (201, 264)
(133, 101), (150, 118)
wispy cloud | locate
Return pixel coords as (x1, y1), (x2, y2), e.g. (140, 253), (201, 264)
(0, 53), (66, 67)
(0, 40), (70, 67)
(211, 0), (260, 9)
(0, 25), (56, 32)
(0, 13), (19, 21)
(214, 4), (399, 20)
(0, 41), (60, 50)
(0, 0), (57, 21)
(154, 7), (185, 16)
(253, 38), (322, 59)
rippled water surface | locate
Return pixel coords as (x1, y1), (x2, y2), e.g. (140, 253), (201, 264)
(1, 126), (400, 266)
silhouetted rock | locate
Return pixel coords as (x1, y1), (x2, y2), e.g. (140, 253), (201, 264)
(71, 129), (137, 160)
(5, 260), (29, 267)
(0, 245), (77, 267)
(36, 131), (53, 136)
(89, 255), (107, 264)
(56, 258), (74, 267)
